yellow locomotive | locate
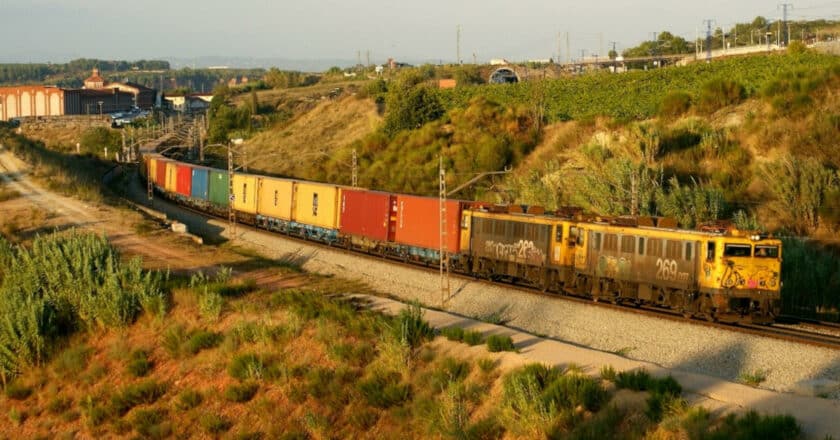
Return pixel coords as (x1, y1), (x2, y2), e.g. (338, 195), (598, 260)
(457, 205), (781, 324)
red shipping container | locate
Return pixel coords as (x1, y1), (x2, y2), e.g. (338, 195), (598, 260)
(394, 195), (462, 253)
(154, 158), (168, 187)
(176, 163), (193, 196)
(340, 189), (393, 242)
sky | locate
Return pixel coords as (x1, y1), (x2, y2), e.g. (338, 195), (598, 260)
(1, 0), (838, 68)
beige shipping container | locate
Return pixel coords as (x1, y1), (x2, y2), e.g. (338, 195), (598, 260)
(256, 177), (295, 220)
(232, 174), (259, 214)
(165, 161), (178, 193)
(293, 181), (340, 229)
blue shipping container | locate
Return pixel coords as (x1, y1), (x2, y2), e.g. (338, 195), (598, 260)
(191, 168), (210, 201)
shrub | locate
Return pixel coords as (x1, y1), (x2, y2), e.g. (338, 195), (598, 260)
(53, 345), (92, 376)
(390, 301), (434, 349)
(110, 380), (168, 416)
(486, 335), (516, 352)
(126, 349), (153, 377)
(162, 325), (189, 358)
(132, 407), (172, 438)
(430, 357), (471, 391)
(47, 396), (73, 414)
(225, 382), (259, 403)
(738, 369), (768, 387)
(542, 374), (608, 412)
(358, 372), (411, 408)
(228, 353), (266, 381)
(599, 365), (617, 382)
(200, 413), (233, 435)
(440, 326), (465, 342)
(4, 381), (32, 400)
(477, 358), (497, 374)
(198, 289), (224, 321)
(82, 396), (108, 427)
(462, 330), (484, 346)
(186, 330), (223, 355)
(8, 408), (25, 426)
(712, 411), (800, 440)
(698, 78), (745, 113)
(660, 91), (692, 117)
(175, 389), (203, 410)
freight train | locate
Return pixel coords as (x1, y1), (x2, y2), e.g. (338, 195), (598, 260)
(143, 154), (783, 324)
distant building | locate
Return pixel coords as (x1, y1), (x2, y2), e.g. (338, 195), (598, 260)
(164, 93), (213, 113)
(490, 58), (510, 66)
(0, 68), (159, 120)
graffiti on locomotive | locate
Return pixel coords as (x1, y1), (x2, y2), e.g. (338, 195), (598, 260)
(483, 239), (546, 264)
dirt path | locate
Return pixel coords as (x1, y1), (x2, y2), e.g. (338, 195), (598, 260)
(0, 146), (232, 273)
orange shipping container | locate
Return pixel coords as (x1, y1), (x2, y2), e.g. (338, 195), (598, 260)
(393, 195), (462, 253)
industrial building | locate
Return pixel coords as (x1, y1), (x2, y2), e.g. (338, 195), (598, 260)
(0, 68), (158, 120)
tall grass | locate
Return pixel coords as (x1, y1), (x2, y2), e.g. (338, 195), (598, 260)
(0, 231), (165, 386)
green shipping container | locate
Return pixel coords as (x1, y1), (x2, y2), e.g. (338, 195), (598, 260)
(208, 170), (230, 207)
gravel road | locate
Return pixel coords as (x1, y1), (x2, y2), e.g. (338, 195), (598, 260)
(138, 183), (840, 399)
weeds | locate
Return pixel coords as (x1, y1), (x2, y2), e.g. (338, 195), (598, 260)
(486, 334), (516, 352)
(4, 381), (32, 400)
(47, 396), (73, 414)
(477, 358), (497, 374)
(463, 330), (484, 346)
(126, 349), (153, 377)
(110, 380), (168, 416)
(599, 365), (617, 382)
(391, 301), (434, 349)
(228, 353), (271, 381)
(738, 369), (768, 387)
(200, 413), (233, 435)
(53, 345), (92, 376)
(132, 407), (172, 438)
(225, 382), (259, 403)
(186, 329), (223, 355)
(440, 326), (465, 342)
(82, 395), (107, 427)
(175, 389), (203, 410)
(358, 371), (411, 408)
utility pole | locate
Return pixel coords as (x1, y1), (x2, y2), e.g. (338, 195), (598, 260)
(565, 32), (570, 64)
(356, 50), (361, 68)
(227, 143), (236, 239)
(438, 155), (450, 307)
(779, 3), (793, 46)
(456, 24), (462, 64)
(557, 32), (562, 64)
(703, 19), (715, 62)
(351, 148), (358, 187)
(366, 50), (370, 67)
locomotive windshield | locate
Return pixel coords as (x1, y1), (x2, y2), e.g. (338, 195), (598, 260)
(723, 244), (751, 257)
(754, 245), (779, 258)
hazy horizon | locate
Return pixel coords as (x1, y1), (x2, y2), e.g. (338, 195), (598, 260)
(2, 0), (838, 69)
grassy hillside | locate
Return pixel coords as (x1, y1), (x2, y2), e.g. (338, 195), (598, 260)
(0, 231), (803, 439)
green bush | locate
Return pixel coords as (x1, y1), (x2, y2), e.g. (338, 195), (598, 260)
(47, 396), (73, 414)
(110, 380), (168, 416)
(698, 78), (745, 113)
(709, 411), (800, 440)
(131, 407), (172, 439)
(440, 326), (465, 342)
(0, 232), (164, 384)
(225, 382), (259, 403)
(486, 335), (516, 352)
(4, 381), (32, 400)
(186, 330), (223, 355)
(463, 330), (484, 346)
(80, 127), (121, 156)
(429, 357), (471, 391)
(228, 353), (268, 381)
(542, 374), (608, 412)
(175, 389), (203, 411)
(390, 301), (434, 349)
(53, 345), (92, 376)
(200, 413), (233, 435)
(126, 349), (153, 377)
(358, 372), (411, 408)
(659, 91), (692, 117)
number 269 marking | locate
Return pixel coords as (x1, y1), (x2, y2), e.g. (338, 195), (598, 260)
(656, 258), (678, 281)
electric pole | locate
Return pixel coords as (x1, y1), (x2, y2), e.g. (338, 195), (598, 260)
(566, 32), (570, 64)
(703, 19), (715, 62)
(438, 155), (450, 307)
(779, 3), (793, 46)
(351, 148), (358, 187)
(456, 24), (462, 64)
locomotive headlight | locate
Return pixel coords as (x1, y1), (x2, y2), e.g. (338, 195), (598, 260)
(750, 234), (760, 241)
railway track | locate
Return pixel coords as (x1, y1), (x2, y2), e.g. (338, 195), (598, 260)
(139, 184), (840, 351)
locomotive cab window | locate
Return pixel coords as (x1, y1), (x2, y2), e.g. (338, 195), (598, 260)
(685, 242), (693, 261)
(755, 245), (779, 258)
(706, 242), (715, 261)
(461, 215), (469, 229)
(570, 227), (582, 247)
(723, 244), (751, 257)
(555, 226), (563, 242)
(592, 232), (602, 250)
(638, 237), (645, 255)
